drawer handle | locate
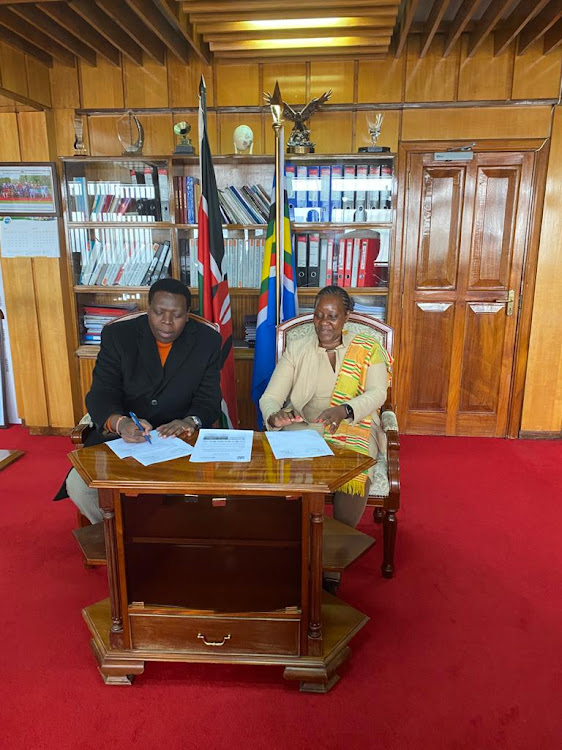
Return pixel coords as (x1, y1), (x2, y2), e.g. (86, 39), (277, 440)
(197, 633), (231, 647)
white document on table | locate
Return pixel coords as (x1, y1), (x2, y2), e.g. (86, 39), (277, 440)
(189, 429), (253, 463)
(105, 429), (193, 466)
(265, 429), (334, 459)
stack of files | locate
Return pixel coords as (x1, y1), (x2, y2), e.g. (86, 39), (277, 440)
(218, 184), (270, 225)
(78, 229), (171, 287)
(353, 300), (387, 322)
(173, 176), (200, 224)
(180, 234), (265, 288)
(286, 162), (393, 224)
(295, 233), (381, 289)
(82, 303), (138, 345)
(244, 315), (257, 347)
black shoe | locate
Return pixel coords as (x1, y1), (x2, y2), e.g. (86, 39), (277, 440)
(322, 574), (341, 596)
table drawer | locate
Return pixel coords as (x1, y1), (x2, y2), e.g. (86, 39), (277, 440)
(130, 612), (300, 656)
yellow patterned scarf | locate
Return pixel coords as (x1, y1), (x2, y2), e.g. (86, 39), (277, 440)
(324, 333), (392, 496)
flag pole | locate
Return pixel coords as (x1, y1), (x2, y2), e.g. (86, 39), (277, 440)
(269, 82), (284, 327)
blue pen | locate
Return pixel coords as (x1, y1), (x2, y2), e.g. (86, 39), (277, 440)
(129, 411), (152, 444)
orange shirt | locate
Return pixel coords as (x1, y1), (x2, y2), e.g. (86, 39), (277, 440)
(107, 340), (173, 431)
(156, 340), (173, 367)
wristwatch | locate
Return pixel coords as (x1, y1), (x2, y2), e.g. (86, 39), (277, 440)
(187, 416), (202, 430)
(344, 404), (354, 420)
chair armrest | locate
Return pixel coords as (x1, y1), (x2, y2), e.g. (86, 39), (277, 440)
(380, 408), (400, 501)
(70, 414), (95, 447)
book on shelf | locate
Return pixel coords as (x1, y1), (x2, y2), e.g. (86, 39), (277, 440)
(330, 165), (344, 223)
(306, 166), (321, 223)
(307, 233), (320, 287)
(354, 164), (368, 222)
(81, 302), (139, 345)
(319, 166), (331, 222)
(357, 236), (381, 287)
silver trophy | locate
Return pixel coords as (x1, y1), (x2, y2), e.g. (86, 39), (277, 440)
(359, 112), (390, 153)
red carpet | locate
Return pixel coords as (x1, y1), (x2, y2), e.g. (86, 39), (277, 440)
(0, 425), (561, 749)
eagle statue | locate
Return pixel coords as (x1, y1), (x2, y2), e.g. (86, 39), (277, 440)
(264, 89), (332, 153)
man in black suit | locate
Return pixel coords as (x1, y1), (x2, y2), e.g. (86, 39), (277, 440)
(65, 278), (222, 523)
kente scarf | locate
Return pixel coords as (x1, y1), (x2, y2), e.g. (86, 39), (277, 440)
(324, 333), (392, 496)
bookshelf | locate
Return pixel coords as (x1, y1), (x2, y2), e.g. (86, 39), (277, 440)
(60, 153), (395, 427)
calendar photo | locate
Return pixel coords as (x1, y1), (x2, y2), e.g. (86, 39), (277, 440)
(0, 164), (57, 215)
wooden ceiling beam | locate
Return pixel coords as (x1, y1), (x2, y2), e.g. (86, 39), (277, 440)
(0, 7), (75, 65)
(10, 4), (97, 66)
(543, 17), (562, 54)
(156, 0), (211, 64)
(210, 36), (389, 52)
(70, 0), (144, 65)
(0, 24), (53, 67)
(213, 46), (388, 60)
(122, 0), (192, 65)
(96, 0), (167, 65)
(41, 3), (121, 66)
(466, 0), (513, 58)
(394, 0), (418, 58)
(419, 0), (450, 58)
(183, 0), (399, 12)
(197, 16), (396, 33)
(191, 8), (399, 23)
(203, 28), (392, 43)
(442, 0), (480, 57)
(518, 2), (562, 55)
(494, 0), (550, 56)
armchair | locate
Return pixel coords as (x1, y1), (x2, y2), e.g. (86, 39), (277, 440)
(276, 312), (401, 578)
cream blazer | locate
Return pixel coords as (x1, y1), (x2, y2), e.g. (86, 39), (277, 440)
(259, 331), (389, 455)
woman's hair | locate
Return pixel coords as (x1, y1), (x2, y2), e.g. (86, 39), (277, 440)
(314, 285), (354, 313)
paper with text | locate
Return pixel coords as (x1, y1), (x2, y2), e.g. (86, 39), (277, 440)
(189, 429), (253, 463)
(106, 429), (193, 466)
(265, 429), (334, 460)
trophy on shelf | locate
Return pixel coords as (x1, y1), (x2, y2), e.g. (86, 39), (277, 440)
(358, 112), (390, 153)
(117, 110), (144, 155)
(73, 113), (87, 155)
(264, 89), (332, 154)
(233, 124), (254, 154)
(173, 121), (195, 154)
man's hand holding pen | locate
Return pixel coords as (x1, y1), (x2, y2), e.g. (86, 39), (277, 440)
(116, 414), (153, 443)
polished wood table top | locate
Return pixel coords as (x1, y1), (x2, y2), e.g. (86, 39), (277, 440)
(69, 432), (374, 495)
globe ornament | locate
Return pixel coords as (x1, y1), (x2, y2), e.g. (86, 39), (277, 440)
(233, 125), (254, 154)
(173, 121), (194, 154)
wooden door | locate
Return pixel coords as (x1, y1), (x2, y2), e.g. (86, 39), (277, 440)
(398, 150), (535, 436)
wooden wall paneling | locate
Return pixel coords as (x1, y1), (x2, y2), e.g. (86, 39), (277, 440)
(302, 110), (353, 154)
(17, 111), (50, 160)
(204, 110), (219, 155)
(168, 55), (213, 108)
(458, 35), (513, 101)
(0, 112), (21, 159)
(357, 57), (404, 103)
(405, 34), (460, 102)
(0, 94), (16, 112)
(77, 352), (96, 411)
(0, 43), (28, 98)
(355, 109), (400, 153)
(137, 113), (174, 155)
(215, 63), (260, 106)
(310, 61), (355, 103)
(402, 106), (552, 141)
(87, 115), (124, 155)
(522, 107), (562, 432)
(54, 108), (90, 156)
(124, 58), (169, 109)
(25, 56), (52, 108)
(512, 42), (562, 100)
(80, 60), (124, 109)
(262, 63), (307, 104)
(219, 112), (264, 155)
(0, 258), (48, 426)
(32, 258), (79, 427)
(49, 62), (81, 109)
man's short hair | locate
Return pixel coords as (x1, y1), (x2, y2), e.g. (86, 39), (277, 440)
(149, 278), (191, 310)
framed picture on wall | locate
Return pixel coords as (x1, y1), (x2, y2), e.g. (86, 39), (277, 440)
(0, 163), (58, 215)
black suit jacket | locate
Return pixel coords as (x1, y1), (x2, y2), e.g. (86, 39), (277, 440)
(85, 314), (222, 446)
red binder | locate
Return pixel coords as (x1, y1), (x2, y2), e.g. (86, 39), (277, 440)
(357, 236), (381, 287)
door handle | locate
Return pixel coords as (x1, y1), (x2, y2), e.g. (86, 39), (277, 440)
(495, 289), (515, 316)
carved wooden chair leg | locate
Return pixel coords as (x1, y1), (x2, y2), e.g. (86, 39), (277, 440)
(373, 507), (385, 523)
(382, 510), (397, 579)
